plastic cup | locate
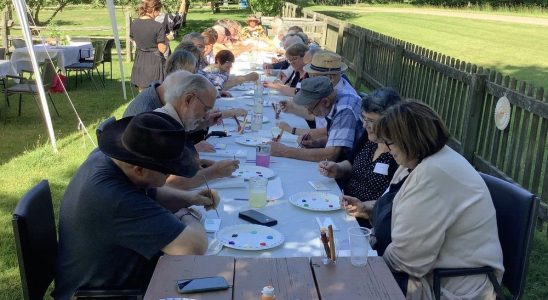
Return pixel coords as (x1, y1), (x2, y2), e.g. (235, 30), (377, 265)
(248, 176), (268, 208)
(348, 227), (371, 267)
(251, 113), (263, 131)
(256, 143), (271, 167)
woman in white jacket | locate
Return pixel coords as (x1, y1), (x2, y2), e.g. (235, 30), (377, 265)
(373, 101), (504, 300)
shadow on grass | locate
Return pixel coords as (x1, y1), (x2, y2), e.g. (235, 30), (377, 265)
(315, 10), (362, 21)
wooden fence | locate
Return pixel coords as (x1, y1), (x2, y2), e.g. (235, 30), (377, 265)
(282, 2), (548, 232)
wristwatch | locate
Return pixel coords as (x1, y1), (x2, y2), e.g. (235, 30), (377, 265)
(291, 127), (297, 135)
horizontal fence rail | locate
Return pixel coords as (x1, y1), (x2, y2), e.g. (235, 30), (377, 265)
(282, 2), (548, 231)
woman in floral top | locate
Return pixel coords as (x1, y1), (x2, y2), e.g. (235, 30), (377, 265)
(240, 15), (266, 39)
(201, 50), (259, 94)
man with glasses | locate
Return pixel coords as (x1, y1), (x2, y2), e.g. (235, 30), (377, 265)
(269, 76), (363, 162)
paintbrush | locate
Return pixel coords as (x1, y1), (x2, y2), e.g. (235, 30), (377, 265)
(233, 116), (242, 132)
(275, 129), (284, 142)
(320, 227), (331, 260)
(299, 132), (310, 148)
(201, 175), (219, 218)
(239, 114), (248, 134)
(328, 224), (336, 262)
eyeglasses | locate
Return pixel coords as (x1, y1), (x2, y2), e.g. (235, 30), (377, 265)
(361, 117), (377, 126)
(384, 140), (395, 151)
(193, 92), (214, 113)
(286, 55), (301, 62)
(307, 99), (322, 114)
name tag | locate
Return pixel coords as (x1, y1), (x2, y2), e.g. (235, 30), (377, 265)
(373, 163), (389, 175)
(296, 82), (301, 89)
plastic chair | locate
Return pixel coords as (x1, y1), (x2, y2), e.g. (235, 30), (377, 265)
(66, 40), (105, 89)
(4, 59), (60, 116)
(101, 39), (114, 80)
(433, 173), (539, 300)
(12, 180), (144, 300)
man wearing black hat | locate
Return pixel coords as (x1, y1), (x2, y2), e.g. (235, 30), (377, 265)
(269, 76), (363, 162)
(54, 112), (209, 300)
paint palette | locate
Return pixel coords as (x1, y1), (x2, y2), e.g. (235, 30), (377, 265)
(232, 165), (275, 180)
(216, 224), (284, 251)
(234, 136), (270, 147)
(288, 192), (341, 211)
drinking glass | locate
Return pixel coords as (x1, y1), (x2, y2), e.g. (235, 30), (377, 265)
(348, 227), (371, 266)
(248, 176), (268, 208)
(251, 113), (263, 131)
(256, 143), (271, 167)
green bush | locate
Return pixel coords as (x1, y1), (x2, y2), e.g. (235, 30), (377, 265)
(249, 0), (284, 15)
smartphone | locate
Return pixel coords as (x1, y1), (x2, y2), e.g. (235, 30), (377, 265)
(238, 209), (277, 226)
(176, 276), (229, 294)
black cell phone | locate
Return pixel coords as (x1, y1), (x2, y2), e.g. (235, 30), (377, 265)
(238, 209), (277, 226)
(176, 276), (229, 294)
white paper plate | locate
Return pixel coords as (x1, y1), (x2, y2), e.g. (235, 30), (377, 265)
(216, 224), (284, 251)
(234, 136), (270, 147)
(244, 90), (269, 96)
(238, 115), (269, 123)
(289, 192), (341, 211)
(232, 165), (275, 180)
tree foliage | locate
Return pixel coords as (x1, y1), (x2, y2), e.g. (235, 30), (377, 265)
(249, 0), (283, 15)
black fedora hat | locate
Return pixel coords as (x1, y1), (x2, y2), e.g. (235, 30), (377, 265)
(98, 112), (200, 177)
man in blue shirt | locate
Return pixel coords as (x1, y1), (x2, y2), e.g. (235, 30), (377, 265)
(270, 76), (363, 162)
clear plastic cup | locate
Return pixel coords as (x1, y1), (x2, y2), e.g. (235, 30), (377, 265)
(256, 143), (271, 167)
(251, 113), (263, 131)
(348, 227), (371, 266)
(248, 176), (268, 208)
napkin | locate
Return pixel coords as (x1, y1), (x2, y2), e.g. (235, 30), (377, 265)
(199, 149), (248, 158)
(197, 176), (246, 189)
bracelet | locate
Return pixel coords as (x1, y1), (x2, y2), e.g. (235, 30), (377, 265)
(291, 127), (297, 135)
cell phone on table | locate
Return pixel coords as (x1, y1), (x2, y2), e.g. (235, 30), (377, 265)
(238, 209), (277, 226)
(176, 276), (229, 294)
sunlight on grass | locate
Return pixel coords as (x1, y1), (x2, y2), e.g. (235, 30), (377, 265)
(310, 5), (548, 88)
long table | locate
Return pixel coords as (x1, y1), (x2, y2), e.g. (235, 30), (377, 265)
(144, 255), (405, 300)
(196, 80), (363, 258)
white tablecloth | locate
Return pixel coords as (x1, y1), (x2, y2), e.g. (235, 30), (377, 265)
(10, 43), (92, 73)
(200, 53), (362, 258)
(0, 60), (16, 78)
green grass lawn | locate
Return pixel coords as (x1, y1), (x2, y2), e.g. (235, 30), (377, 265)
(309, 5), (548, 89)
(0, 4), (547, 300)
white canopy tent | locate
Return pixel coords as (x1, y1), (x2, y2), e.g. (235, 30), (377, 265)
(10, 0), (128, 152)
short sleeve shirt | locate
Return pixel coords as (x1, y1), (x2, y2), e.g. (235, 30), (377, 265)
(54, 150), (184, 300)
(325, 91), (363, 149)
(130, 19), (165, 50)
(123, 82), (163, 117)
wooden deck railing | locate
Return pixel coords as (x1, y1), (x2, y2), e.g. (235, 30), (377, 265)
(282, 2), (548, 232)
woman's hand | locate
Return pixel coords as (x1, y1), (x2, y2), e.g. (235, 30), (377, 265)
(318, 161), (339, 178)
(263, 80), (283, 90)
(268, 141), (289, 157)
(220, 91), (232, 97)
(340, 195), (370, 219)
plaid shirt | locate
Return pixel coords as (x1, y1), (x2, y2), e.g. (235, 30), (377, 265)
(325, 91), (363, 149)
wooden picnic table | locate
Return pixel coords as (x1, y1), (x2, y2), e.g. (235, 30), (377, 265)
(144, 255), (405, 300)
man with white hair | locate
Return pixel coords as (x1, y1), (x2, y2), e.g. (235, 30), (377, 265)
(124, 71), (241, 189)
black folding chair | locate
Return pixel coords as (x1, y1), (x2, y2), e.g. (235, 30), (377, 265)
(12, 180), (143, 300)
(433, 173), (539, 300)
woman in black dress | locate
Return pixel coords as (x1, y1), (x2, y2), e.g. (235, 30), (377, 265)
(131, 0), (167, 91)
(318, 87), (401, 227)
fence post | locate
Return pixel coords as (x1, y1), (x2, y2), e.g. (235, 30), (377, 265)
(125, 14), (132, 62)
(336, 21), (346, 54)
(1, 8), (9, 49)
(389, 44), (404, 90)
(461, 73), (487, 162)
(353, 30), (366, 91)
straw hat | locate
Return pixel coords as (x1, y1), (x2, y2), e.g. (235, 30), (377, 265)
(303, 51), (348, 75)
(247, 15), (260, 23)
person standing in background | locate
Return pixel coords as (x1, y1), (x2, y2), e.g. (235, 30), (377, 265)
(131, 0), (167, 92)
